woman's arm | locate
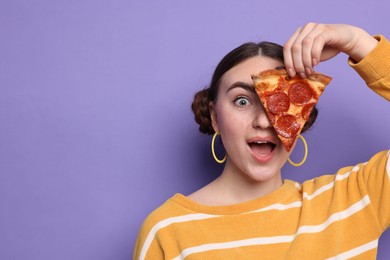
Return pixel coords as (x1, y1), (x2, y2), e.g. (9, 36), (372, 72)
(284, 23), (390, 231)
(283, 23), (379, 78)
(349, 34), (390, 101)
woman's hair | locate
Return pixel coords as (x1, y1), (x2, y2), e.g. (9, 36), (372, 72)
(191, 41), (318, 135)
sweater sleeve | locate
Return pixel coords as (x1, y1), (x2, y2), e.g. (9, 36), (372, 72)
(348, 35), (390, 101)
(346, 35), (390, 231)
(355, 151), (390, 231)
(133, 208), (167, 260)
(133, 222), (164, 260)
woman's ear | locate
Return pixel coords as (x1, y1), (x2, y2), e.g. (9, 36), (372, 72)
(209, 101), (220, 133)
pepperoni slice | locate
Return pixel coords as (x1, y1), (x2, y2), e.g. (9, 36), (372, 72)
(266, 92), (290, 115)
(302, 103), (315, 121)
(288, 82), (313, 105)
(275, 115), (300, 138)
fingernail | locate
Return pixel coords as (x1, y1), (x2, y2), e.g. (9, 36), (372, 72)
(312, 58), (318, 66)
(305, 67), (312, 75)
(288, 68), (296, 77)
(299, 72), (306, 78)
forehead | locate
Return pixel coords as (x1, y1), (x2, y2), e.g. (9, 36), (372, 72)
(220, 56), (282, 87)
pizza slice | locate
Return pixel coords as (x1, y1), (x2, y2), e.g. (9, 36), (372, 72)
(251, 67), (332, 152)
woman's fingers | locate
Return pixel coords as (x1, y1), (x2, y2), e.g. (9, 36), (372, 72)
(284, 23), (318, 77)
(283, 27), (302, 77)
(284, 23), (335, 77)
(284, 23), (377, 77)
(292, 23), (320, 76)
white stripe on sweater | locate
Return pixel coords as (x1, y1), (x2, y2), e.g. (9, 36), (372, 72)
(296, 195), (370, 234)
(138, 200), (304, 260)
(326, 239), (378, 260)
(139, 168), (363, 260)
(303, 166), (358, 200)
(250, 201), (302, 213)
(172, 195), (371, 259)
(138, 213), (219, 260)
(172, 236), (293, 260)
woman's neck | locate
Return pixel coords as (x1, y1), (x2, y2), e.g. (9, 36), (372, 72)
(214, 167), (283, 204)
(188, 161), (283, 206)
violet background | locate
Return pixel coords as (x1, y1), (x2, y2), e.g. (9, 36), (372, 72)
(1, 0), (390, 259)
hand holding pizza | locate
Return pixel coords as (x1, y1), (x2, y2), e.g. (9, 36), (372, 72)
(283, 23), (379, 78)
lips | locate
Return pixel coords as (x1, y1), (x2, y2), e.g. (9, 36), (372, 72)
(247, 137), (277, 163)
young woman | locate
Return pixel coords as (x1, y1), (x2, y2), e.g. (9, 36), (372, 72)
(134, 23), (390, 259)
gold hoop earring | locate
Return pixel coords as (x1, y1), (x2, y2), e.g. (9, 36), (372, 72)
(211, 132), (226, 164)
(288, 135), (308, 167)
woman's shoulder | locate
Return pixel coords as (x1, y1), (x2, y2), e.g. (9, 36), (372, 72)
(300, 150), (389, 193)
(140, 194), (188, 226)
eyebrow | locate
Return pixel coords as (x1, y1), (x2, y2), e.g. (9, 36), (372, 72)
(227, 82), (256, 94)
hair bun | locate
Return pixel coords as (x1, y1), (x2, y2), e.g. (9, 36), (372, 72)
(191, 88), (214, 135)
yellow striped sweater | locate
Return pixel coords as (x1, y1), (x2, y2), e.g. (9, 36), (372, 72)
(134, 35), (390, 260)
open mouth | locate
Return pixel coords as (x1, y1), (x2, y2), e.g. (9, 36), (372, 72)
(248, 141), (277, 158)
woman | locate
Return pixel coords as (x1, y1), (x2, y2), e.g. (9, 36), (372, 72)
(134, 23), (390, 259)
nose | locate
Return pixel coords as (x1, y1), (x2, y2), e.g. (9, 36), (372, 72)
(252, 109), (272, 129)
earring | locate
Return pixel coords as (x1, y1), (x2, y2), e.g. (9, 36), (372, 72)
(211, 132), (226, 164)
(288, 135), (308, 167)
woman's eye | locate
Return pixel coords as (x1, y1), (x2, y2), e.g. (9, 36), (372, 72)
(234, 97), (251, 107)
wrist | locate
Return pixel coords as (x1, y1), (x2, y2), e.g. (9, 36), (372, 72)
(349, 33), (378, 62)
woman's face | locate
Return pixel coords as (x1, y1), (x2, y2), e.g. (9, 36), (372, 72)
(210, 55), (289, 183)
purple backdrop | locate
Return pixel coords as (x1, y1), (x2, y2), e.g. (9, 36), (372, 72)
(1, 1), (389, 259)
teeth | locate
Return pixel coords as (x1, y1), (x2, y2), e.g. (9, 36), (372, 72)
(254, 141), (268, 144)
